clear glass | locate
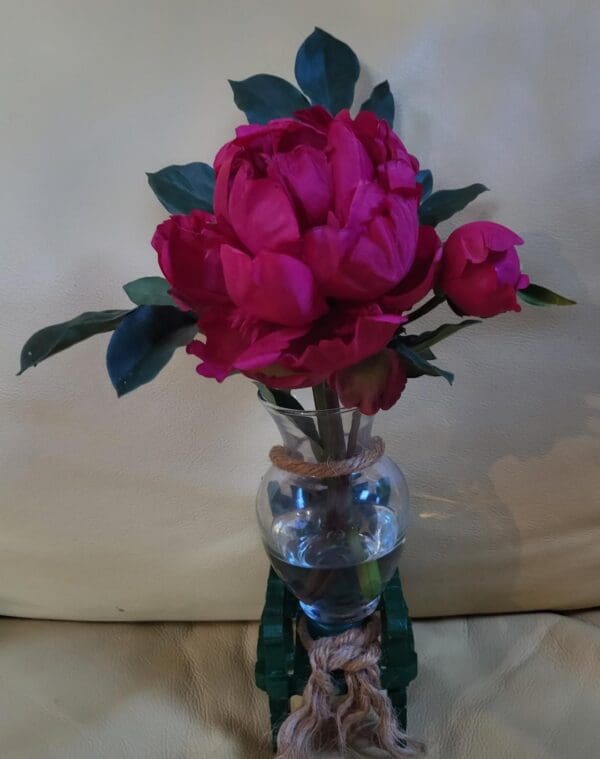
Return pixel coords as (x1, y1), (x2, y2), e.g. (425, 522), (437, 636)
(256, 401), (410, 629)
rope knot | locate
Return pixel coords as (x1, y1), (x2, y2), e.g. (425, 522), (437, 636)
(275, 615), (424, 759)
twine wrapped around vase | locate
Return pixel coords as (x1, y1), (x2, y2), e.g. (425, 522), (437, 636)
(275, 615), (424, 758)
(269, 436), (385, 478)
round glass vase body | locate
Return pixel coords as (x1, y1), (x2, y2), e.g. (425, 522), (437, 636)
(256, 403), (410, 629)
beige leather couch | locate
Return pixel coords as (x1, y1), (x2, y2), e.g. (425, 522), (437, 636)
(1, 610), (599, 757)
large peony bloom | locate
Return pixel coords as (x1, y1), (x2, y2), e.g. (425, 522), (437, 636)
(152, 107), (424, 405)
(440, 221), (529, 318)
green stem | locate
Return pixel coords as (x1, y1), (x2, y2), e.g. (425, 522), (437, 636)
(311, 384), (383, 609)
(346, 409), (361, 457)
(406, 294), (446, 323)
(312, 383), (349, 531)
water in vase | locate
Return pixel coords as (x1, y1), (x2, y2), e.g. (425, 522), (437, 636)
(266, 504), (405, 626)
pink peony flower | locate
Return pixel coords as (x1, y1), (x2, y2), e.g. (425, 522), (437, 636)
(153, 107), (425, 410)
(440, 221), (529, 318)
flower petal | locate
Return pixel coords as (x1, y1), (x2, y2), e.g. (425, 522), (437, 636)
(227, 164), (300, 254)
(328, 116), (374, 222)
(271, 144), (332, 227)
(151, 211), (229, 312)
(382, 225), (443, 312)
(221, 245), (327, 326)
(445, 262), (521, 317)
(332, 349), (408, 415)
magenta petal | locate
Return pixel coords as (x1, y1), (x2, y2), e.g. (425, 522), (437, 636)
(221, 245), (327, 327)
(446, 263), (520, 317)
(233, 325), (309, 372)
(480, 222), (524, 251)
(382, 225), (443, 312)
(328, 118), (374, 222)
(227, 164), (300, 254)
(213, 144), (240, 220)
(186, 308), (250, 382)
(151, 211), (229, 312)
(289, 308), (406, 377)
(378, 159), (418, 191)
(293, 105), (333, 131)
(304, 226), (394, 301)
(272, 145), (332, 227)
(492, 248), (522, 287)
(346, 181), (386, 226)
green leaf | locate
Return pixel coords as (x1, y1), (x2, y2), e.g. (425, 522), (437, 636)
(19, 310), (129, 374)
(229, 74), (310, 124)
(419, 183), (488, 227)
(106, 306), (197, 396)
(518, 283), (576, 307)
(403, 320), (481, 351)
(413, 346), (436, 360)
(257, 384), (324, 457)
(393, 342), (454, 384)
(147, 163), (215, 215)
(257, 385), (303, 411)
(124, 277), (175, 307)
(360, 80), (394, 127)
(416, 169), (433, 202)
(295, 27), (360, 114)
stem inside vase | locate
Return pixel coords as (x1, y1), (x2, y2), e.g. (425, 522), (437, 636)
(311, 384), (384, 615)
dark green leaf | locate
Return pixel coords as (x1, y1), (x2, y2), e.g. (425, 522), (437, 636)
(413, 346), (436, 360)
(360, 80), (394, 127)
(19, 310), (129, 374)
(124, 277), (175, 307)
(257, 384), (303, 411)
(403, 320), (481, 351)
(147, 162), (215, 214)
(257, 384), (324, 456)
(295, 27), (360, 114)
(229, 74), (310, 124)
(393, 342), (454, 384)
(106, 306), (197, 396)
(416, 169), (433, 202)
(518, 283), (576, 307)
(419, 183), (488, 227)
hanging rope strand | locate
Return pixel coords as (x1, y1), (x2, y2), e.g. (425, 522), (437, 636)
(276, 615), (424, 758)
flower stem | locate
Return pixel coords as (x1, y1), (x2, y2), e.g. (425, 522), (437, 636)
(311, 384), (382, 611)
(405, 293), (446, 323)
(312, 383), (349, 530)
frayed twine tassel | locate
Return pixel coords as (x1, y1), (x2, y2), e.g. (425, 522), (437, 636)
(276, 615), (425, 758)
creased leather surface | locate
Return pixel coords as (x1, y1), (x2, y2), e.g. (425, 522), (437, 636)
(0, 612), (598, 758)
(2, 0), (599, 621)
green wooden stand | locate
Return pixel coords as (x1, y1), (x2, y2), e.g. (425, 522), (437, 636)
(255, 568), (418, 753)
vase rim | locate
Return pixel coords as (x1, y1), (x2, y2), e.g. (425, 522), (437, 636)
(258, 396), (360, 418)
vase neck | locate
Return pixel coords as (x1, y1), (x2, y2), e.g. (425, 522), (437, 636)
(263, 403), (375, 463)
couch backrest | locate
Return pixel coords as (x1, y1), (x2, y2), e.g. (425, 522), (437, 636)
(3, 1), (599, 621)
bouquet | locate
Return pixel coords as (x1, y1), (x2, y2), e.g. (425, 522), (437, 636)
(20, 27), (573, 412)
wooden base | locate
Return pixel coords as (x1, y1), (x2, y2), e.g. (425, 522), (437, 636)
(255, 568), (418, 753)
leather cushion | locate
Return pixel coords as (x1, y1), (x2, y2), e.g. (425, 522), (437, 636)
(0, 611), (598, 757)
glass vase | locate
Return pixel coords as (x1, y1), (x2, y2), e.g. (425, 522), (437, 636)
(256, 399), (410, 630)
